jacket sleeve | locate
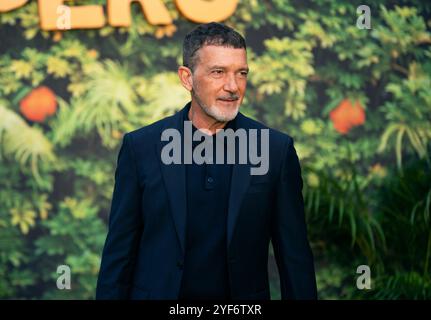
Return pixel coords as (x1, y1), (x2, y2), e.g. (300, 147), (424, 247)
(271, 137), (317, 300)
(96, 133), (143, 299)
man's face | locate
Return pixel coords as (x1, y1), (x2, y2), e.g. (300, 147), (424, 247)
(191, 45), (248, 122)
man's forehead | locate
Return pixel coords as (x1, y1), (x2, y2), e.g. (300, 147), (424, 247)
(196, 45), (248, 66)
(198, 44), (246, 54)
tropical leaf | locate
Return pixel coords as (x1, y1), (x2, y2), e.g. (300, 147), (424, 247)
(52, 60), (139, 148)
(0, 103), (55, 183)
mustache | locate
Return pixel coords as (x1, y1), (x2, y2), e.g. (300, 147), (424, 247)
(218, 94), (239, 100)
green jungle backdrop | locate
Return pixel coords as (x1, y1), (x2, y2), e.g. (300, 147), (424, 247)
(0, 0), (430, 299)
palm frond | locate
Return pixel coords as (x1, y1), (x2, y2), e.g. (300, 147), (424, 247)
(139, 72), (190, 124)
(373, 271), (431, 299)
(52, 60), (139, 148)
(0, 103), (55, 183)
(378, 123), (430, 171)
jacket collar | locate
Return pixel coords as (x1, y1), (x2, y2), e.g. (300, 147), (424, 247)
(156, 102), (252, 254)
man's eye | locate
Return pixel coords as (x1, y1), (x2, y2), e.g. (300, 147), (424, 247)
(240, 72), (248, 77)
(212, 70), (223, 74)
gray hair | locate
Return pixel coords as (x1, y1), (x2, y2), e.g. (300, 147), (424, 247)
(182, 22), (246, 72)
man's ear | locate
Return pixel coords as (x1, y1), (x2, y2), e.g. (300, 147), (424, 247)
(178, 66), (193, 92)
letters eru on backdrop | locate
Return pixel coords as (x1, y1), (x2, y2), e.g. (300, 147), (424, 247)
(0, 0), (239, 30)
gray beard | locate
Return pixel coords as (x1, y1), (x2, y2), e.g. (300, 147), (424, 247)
(191, 89), (239, 122)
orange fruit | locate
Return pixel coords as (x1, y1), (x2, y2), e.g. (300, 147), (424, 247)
(330, 99), (365, 134)
(20, 86), (57, 123)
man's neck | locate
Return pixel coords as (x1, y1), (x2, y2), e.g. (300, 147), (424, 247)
(188, 101), (228, 135)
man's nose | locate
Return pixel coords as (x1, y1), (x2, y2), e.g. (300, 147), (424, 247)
(223, 74), (239, 93)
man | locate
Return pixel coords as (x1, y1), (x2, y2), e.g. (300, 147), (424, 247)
(96, 22), (317, 300)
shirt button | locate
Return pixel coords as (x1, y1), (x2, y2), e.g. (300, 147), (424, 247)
(207, 177), (213, 183)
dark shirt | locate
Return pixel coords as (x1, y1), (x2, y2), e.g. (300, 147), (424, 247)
(179, 105), (236, 300)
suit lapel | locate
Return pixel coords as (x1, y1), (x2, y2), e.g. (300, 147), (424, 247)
(226, 113), (252, 249)
(157, 105), (189, 254)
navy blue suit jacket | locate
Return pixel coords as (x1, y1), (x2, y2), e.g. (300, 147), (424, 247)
(96, 103), (317, 300)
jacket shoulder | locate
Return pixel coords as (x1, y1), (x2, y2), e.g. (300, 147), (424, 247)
(239, 112), (294, 146)
(125, 113), (177, 143)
